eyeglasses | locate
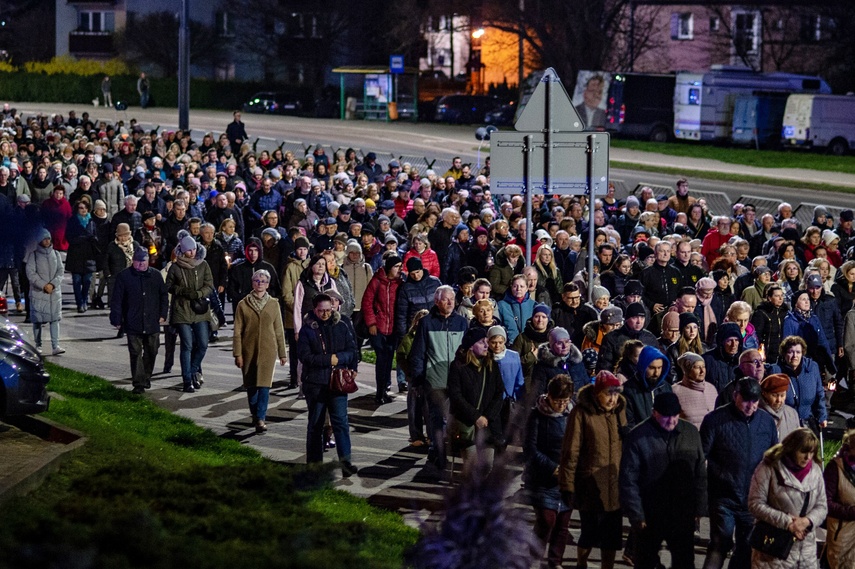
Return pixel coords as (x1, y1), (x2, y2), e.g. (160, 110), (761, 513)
(316, 308), (333, 314)
(252, 279), (269, 284)
(745, 359), (765, 367)
(566, 295), (581, 301)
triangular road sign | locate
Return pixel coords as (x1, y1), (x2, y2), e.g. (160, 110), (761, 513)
(514, 67), (584, 132)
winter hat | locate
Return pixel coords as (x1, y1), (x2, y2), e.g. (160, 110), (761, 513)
(385, 234), (398, 245)
(594, 370), (622, 393)
(636, 244), (655, 260)
(94, 199), (106, 210)
(716, 322), (742, 344)
(16, 193), (30, 203)
(364, 198), (376, 209)
(841, 209), (854, 222)
(261, 227), (280, 242)
(406, 257), (423, 273)
(652, 392), (682, 416)
(345, 240), (361, 254)
(761, 373), (790, 394)
(625, 302), (646, 319)
(822, 229), (840, 247)
(294, 236), (311, 250)
(473, 226), (488, 239)
(625, 280), (644, 297)
(792, 289), (810, 306)
(677, 351), (704, 375)
(453, 224), (469, 238)
(115, 222), (131, 237)
(333, 232), (348, 246)
(696, 277), (716, 291)
(487, 326), (507, 340)
(814, 205), (829, 218)
(625, 195), (640, 209)
(178, 235), (197, 254)
(384, 255), (402, 273)
(533, 304), (551, 318)
(637, 345), (671, 382)
(549, 327), (571, 342)
(736, 377), (762, 401)
(679, 312), (700, 330)
(460, 327), (488, 352)
(591, 286), (610, 302)
(662, 311), (680, 332)
(600, 306), (624, 325)
(132, 246), (149, 262)
(582, 348), (599, 370)
(458, 266), (478, 284)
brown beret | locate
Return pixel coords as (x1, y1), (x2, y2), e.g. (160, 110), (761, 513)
(761, 373), (790, 394)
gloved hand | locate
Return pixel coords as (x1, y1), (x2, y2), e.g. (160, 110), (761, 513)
(560, 490), (574, 508)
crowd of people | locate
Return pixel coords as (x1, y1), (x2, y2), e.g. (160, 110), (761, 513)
(3, 106), (855, 568)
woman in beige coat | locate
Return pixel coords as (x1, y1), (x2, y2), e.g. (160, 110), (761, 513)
(823, 428), (855, 569)
(748, 428), (828, 569)
(233, 269), (287, 434)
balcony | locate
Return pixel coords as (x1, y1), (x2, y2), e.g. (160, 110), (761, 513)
(69, 31), (114, 55)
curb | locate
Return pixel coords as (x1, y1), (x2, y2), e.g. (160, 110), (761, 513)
(0, 414), (87, 505)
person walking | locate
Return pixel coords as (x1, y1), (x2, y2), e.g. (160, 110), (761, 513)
(166, 235), (214, 393)
(620, 392), (707, 569)
(233, 269), (287, 434)
(26, 229), (64, 355)
(296, 293), (359, 476)
(137, 72), (150, 108)
(524, 374), (575, 569)
(747, 428), (828, 569)
(110, 247), (168, 394)
(559, 370), (628, 569)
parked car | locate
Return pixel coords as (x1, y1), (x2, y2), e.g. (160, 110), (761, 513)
(0, 319), (50, 416)
(434, 95), (504, 124)
(484, 103), (516, 126)
(242, 92), (303, 115)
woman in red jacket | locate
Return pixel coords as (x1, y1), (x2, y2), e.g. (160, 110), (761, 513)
(41, 185), (72, 252)
(361, 255), (403, 404)
(402, 233), (441, 279)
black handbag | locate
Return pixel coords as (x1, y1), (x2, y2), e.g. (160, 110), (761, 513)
(749, 470), (810, 561)
(190, 297), (210, 315)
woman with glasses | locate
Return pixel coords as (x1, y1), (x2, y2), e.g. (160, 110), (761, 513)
(233, 269), (287, 434)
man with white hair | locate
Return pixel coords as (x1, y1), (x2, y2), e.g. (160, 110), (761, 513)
(409, 285), (469, 470)
(701, 216), (733, 266)
(111, 195), (142, 236)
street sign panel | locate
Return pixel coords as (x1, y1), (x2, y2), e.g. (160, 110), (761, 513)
(389, 55), (405, 74)
(515, 68), (584, 132)
(490, 131), (610, 195)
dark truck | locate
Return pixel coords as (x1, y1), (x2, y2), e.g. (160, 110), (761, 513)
(603, 72), (676, 142)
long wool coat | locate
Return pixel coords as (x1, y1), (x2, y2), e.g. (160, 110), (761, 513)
(233, 296), (287, 388)
(25, 241), (64, 324)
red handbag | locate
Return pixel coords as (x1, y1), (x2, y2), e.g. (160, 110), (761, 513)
(330, 368), (358, 394)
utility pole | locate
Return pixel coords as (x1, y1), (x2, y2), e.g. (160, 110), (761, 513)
(178, 0), (190, 130)
(518, 0), (524, 91)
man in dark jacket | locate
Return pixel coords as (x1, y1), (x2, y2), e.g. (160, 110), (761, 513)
(110, 247), (168, 394)
(622, 345), (672, 428)
(597, 302), (658, 372)
(702, 322), (744, 393)
(620, 393), (707, 569)
(161, 199), (189, 257)
(750, 284), (787, 364)
(700, 378), (778, 569)
(225, 110), (248, 153)
(552, 282), (592, 348)
(672, 240), (705, 288)
(639, 241), (682, 314)
(226, 238), (280, 314)
(395, 257), (441, 337)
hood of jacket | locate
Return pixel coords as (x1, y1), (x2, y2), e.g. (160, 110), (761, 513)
(715, 322), (744, 361)
(502, 288), (531, 304)
(635, 345), (671, 391)
(536, 341), (583, 368)
(304, 308), (341, 329)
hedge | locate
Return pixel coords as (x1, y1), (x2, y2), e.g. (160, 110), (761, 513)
(0, 72), (315, 111)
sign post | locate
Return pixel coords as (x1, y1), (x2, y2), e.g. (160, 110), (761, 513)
(491, 68), (610, 300)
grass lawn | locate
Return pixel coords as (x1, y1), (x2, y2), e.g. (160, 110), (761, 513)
(611, 139), (855, 175)
(0, 363), (418, 569)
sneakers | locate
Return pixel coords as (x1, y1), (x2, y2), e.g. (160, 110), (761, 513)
(341, 461), (358, 477)
(192, 372), (204, 389)
(182, 384), (195, 393)
(52, 347), (66, 355)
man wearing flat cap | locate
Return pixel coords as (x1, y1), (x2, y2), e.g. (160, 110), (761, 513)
(700, 378), (778, 569)
(620, 392), (706, 569)
(110, 246), (168, 394)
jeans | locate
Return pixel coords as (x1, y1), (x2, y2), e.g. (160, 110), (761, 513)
(127, 333), (160, 388)
(426, 388), (449, 464)
(175, 321), (209, 387)
(246, 386), (270, 421)
(71, 272), (92, 309)
(140, 91), (149, 108)
(33, 321), (60, 350)
(0, 268), (21, 302)
(304, 383), (351, 464)
(703, 500), (754, 569)
(369, 333), (396, 398)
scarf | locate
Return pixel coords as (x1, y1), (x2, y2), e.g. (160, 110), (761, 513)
(680, 376), (707, 392)
(493, 348), (507, 362)
(245, 291), (270, 313)
(536, 394), (566, 418)
(782, 455), (813, 483)
(76, 212), (91, 226)
(221, 232), (236, 243)
(175, 253), (199, 269)
(697, 293), (717, 339)
(116, 238), (135, 264)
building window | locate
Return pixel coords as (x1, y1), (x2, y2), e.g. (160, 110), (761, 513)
(288, 13), (304, 38)
(215, 11), (234, 37)
(215, 62), (235, 81)
(78, 11), (114, 33)
(800, 14), (836, 42)
(733, 10), (760, 54)
(709, 17), (720, 32)
(671, 13), (694, 40)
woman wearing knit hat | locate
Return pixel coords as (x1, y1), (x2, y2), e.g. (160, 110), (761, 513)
(488, 325), (525, 441)
(759, 373), (800, 439)
(559, 369), (626, 569)
(671, 352), (717, 430)
(511, 304), (554, 384)
(665, 312), (708, 384)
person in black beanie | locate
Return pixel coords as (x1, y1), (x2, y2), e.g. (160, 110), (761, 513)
(597, 301), (659, 372)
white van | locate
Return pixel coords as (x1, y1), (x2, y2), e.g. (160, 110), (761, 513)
(782, 94), (855, 155)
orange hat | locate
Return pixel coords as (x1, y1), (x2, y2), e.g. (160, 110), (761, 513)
(761, 373), (790, 394)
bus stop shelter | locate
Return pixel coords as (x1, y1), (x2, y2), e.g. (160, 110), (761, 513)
(332, 65), (419, 122)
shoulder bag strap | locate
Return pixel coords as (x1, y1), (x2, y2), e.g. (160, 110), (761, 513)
(475, 366), (487, 414)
